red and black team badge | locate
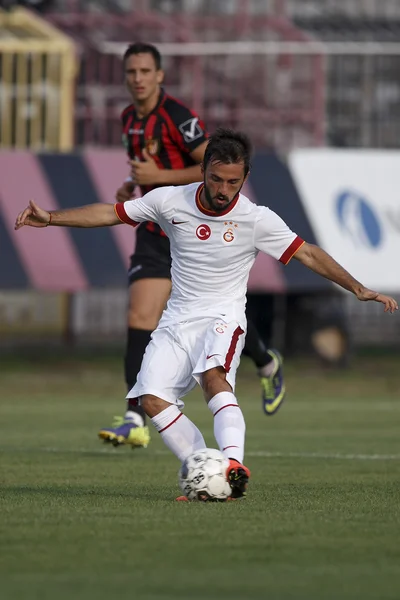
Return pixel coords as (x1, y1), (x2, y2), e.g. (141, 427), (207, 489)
(145, 138), (160, 156)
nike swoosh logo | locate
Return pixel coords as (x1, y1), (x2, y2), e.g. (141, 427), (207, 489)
(172, 218), (188, 225)
(206, 353), (220, 360)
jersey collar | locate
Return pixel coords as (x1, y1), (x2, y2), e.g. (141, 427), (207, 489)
(195, 183), (240, 217)
(132, 88), (166, 120)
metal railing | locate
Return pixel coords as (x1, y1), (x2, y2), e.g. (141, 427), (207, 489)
(71, 38), (400, 151)
(4, 4), (400, 152)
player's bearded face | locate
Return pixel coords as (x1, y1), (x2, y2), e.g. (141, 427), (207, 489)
(203, 161), (246, 213)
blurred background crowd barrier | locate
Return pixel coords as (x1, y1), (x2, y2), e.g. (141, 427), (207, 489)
(1, 0), (400, 358)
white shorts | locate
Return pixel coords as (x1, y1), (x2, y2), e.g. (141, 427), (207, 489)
(127, 317), (245, 408)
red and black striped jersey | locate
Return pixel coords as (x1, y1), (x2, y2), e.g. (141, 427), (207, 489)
(121, 89), (208, 236)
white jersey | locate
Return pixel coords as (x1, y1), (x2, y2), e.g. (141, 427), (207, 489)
(115, 182), (303, 328)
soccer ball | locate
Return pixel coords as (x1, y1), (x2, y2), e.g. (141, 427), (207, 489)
(178, 448), (232, 501)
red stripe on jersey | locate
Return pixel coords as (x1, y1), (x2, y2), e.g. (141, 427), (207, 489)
(140, 113), (162, 198)
(114, 203), (139, 227)
(158, 412), (183, 433)
(142, 113), (167, 237)
(121, 104), (134, 119)
(279, 236), (305, 265)
(158, 106), (187, 168)
(143, 111), (177, 238)
(145, 223), (168, 236)
(131, 118), (143, 161)
(122, 114), (133, 137)
(144, 113), (160, 161)
(161, 122), (186, 170)
(195, 184), (240, 217)
(146, 222), (156, 233)
(224, 326), (244, 372)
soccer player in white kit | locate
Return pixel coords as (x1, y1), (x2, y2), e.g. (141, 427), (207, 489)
(15, 129), (398, 501)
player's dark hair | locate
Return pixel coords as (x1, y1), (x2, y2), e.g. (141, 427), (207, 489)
(203, 128), (252, 177)
(123, 43), (162, 70)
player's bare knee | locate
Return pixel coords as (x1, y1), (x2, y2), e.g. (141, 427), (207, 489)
(141, 394), (170, 418)
(127, 306), (160, 330)
(202, 367), (232, 402)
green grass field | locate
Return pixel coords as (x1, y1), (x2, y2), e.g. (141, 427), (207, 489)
(1, 350), (400, 600)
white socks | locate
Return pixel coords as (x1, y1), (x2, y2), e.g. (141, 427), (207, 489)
(151, 405), (206, 463)
(125, 410), (144, 428)
(208, 391), (245, 463)
(258, 356), (276, 378)
(151, 394), (245, 465)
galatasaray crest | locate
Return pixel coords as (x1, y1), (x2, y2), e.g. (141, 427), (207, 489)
(222, 221), (238, 243)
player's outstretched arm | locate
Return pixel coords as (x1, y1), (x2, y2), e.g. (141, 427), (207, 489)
(15, 200), (121, 230)
(294, 242), (398, 313)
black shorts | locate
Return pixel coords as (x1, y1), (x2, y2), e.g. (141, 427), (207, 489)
(128, 225), (171, 285)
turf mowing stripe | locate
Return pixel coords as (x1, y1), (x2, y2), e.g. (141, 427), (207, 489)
(3, 447), (400, 461)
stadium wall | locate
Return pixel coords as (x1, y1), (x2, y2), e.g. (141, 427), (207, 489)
(0, 150), (327, 293)
(2, 149), (399, 347)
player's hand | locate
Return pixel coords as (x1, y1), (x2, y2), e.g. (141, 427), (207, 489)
(356, 287), (398, 313)
(130, 149), (161, 186)
(15, 199), (50, 230)
(115, 180), (135, 203)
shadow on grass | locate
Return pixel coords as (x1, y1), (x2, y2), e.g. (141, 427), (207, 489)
(0, 484), (167, 502)
(0, 446), (153, 459)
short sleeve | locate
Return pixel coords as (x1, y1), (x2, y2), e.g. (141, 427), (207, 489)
(161, 99), (208, 154)
(254, 206), (304, 264)
(114, 187), (172, 227)
(175, 114), (208, 153)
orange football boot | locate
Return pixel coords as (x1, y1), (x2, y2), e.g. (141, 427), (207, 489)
(226, 458), (250, 499)
(175, 459), (250, 501)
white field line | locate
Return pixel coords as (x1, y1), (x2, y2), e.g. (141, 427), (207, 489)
(244, 451), (400, 461)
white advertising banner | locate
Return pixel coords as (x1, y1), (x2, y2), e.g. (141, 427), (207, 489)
(289, 149), (400, 291)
